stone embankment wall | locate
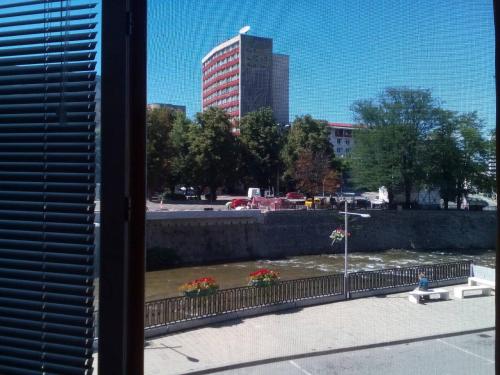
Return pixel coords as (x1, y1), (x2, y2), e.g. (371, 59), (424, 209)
(145, 210), (496, 270)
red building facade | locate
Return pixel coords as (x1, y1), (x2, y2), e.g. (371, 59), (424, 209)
(202, 35), (241, 129)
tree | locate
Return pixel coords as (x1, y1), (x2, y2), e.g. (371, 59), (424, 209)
(239, 107), (282, 189)
(453, 112), (491, 207)
(293, 149), (339, 196)
(351, 88), (439, 207)
(350, 124), (401, 202)
(281, 115), (335, 190)
(424, 109), (461, 209)
(146, 107), (176, 198)
(169, 112), (194, 192)
(486, 129), (496, 193)
(189, 107), (238, 200)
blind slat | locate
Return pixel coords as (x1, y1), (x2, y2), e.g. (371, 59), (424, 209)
(0, 41), (97, 58)
(0, 13), (97, 30)
(0, 72), (96, 86)
(0, 3), (96, 20)
(0, 22), (97, 39)
(0, 1), (68, 10)
(0, 93), (95, 105)
(0, 62), (96, 76)
(0, 51), (96, 67)
(0, 82), (96, 95)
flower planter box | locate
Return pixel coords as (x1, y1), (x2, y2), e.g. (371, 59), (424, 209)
(248, 269), (280, 288)
(183, 288), (217, 297)
(180, 277), (219, 297)
(250, 280), (278, 288)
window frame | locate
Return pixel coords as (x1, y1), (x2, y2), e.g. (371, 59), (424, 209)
(99, 0), (146, 374)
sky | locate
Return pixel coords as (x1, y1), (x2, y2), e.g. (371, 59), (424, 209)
(146, 0), (495, 131)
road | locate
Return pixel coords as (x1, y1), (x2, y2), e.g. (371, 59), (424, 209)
(211, 330), (495, 375)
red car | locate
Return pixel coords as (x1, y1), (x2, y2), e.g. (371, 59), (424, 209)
(286, 192), (305, 200)
(230, 198), (249, 209)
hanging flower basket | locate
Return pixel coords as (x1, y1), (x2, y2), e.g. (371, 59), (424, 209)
(248, 269), (279, 287)
(329, 228), (351, 245)
(179, 277), (219, 297)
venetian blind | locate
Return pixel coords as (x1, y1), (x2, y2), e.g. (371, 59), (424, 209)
(0, 0), (97, 374)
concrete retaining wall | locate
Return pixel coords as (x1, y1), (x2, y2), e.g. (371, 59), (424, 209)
(146, 210), (496, 270)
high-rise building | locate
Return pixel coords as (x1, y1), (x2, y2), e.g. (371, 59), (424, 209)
(201, 30), (289, 133)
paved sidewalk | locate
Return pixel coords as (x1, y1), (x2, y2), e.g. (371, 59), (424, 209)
(213, 330), (495, 374)
(143, 284), (495, 375)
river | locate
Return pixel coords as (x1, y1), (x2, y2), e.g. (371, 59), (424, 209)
(145, 248), (495, 301)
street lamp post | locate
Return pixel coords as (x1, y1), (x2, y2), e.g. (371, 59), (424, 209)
(344, 200), (348, 296)
(340, 201), (370, 298)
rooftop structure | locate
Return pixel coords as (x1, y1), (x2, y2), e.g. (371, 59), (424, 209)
(147, 103), (186, 113)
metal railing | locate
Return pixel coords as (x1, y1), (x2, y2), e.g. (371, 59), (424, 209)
(143, 260), (471, 330)
(348, 261), (471, 292)
(145, 273), (344, 328)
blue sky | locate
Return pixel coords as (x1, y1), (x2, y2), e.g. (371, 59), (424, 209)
(146, 0), (495, 131)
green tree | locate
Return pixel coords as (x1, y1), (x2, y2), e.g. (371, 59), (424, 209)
(239, 107), (282, 189)
(486, 129), (496, 193)
(189, 107), (238, 200)
(350, 124), (401, 202)
(453, 112), (491, 207)
(169, 112), (194, 192)
(424, 109), (461, 209)
(424, 110), (491, 209)
(146, 107), (176, 198)
(351, 88), (439, 207)
(281, 115), (335, 190)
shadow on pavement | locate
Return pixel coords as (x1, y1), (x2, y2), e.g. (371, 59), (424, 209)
(207, 317), (244, 328)
(273, 307), (303, 315)
(145, 343), (200, 363)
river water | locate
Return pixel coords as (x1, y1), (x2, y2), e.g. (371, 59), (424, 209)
(145, 249), (496, 301)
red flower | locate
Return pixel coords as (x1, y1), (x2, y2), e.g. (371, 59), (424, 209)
(179, 276), (219, 294)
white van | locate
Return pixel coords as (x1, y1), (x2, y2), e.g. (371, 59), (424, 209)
(247, 187), (261, 199)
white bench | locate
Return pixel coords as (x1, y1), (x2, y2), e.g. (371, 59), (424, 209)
(454, 285), (492, 299)
(408, 288), (449, 304)
(468, 277), (495, 290)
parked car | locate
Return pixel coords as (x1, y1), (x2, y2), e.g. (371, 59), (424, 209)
(286, 192), (305, 200)
(354, 198), (371, 209)
(150, 192), (163, 203)
(247, 187), (261, 198)
(305, 197), (330, 209)
(185, 187), (200, 200)
(164, 193), (187, 201)
(465, 198), (488, 211)
(229, 198), (249, 209)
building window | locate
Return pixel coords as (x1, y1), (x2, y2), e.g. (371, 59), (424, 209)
(337, 138), (342, 144)
(345, 139), (350, 145)
(337, 147), (342, 154)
